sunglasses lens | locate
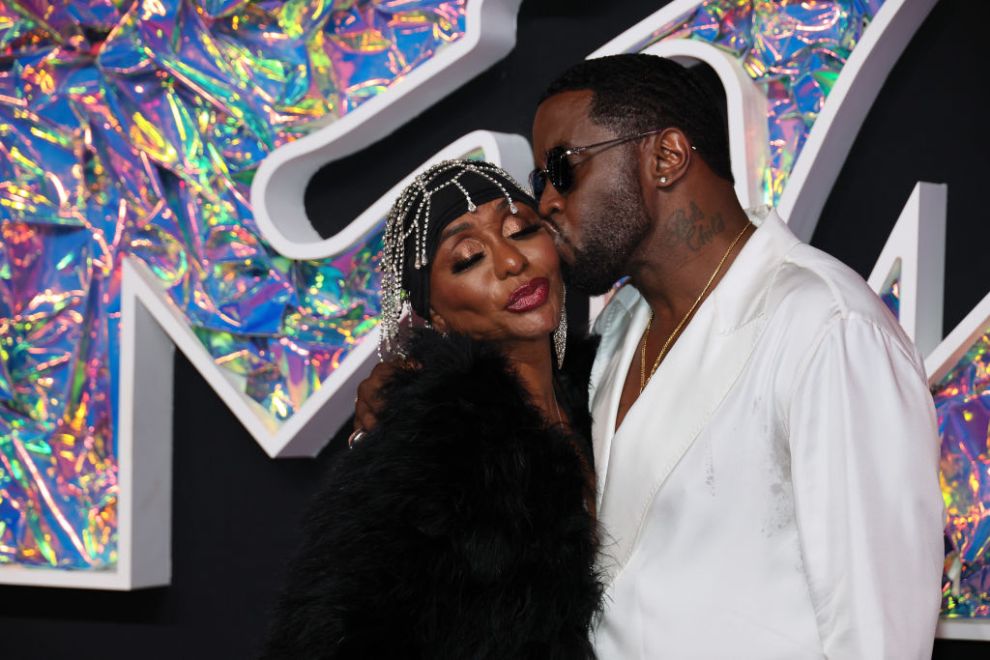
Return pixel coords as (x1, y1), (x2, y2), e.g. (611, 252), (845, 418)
(546, 146), (572, 194)
(529, 168), (547, 202)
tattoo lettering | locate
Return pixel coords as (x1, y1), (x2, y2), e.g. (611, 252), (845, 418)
(665, 202), (726, 252)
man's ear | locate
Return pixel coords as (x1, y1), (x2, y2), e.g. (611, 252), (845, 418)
(647, 128), (693, 189)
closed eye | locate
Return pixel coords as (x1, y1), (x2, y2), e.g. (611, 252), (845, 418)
(452, 252), (483, 273)
(510, 224), (542, 239)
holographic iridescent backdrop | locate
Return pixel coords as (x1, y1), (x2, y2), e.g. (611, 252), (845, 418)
(0, 0), (465, 571)
(935, 334), (990, 619)
(629, 0), (884, 204)
(880, 258), (901, 319)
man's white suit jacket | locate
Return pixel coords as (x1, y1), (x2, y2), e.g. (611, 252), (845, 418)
(589, 210), (945, 659)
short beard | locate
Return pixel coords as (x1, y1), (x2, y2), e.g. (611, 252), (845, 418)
(564, 164), (651, 296)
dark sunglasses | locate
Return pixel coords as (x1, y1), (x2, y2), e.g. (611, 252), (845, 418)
(529, 129), (663, 202)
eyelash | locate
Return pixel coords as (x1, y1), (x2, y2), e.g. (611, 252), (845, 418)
(453, 253), (483, 273)
(511, 224), (541, 238)
(451, 223), (541, 273)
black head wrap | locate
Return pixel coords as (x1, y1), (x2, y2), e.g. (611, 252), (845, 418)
(395, 160), (538, 319)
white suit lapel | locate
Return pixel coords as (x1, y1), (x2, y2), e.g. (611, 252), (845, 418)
(596, 304), (764, 584)
(591, 209), (798, 585)
(589, 292), (651, 510)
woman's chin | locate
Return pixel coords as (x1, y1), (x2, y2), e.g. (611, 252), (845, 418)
(450, 310), (559, 345)
(500, 320), (559, 344)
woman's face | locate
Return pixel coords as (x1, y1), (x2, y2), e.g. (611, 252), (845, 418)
(427, 198), (563, 345)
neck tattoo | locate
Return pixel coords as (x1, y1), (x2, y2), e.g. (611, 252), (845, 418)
(639, 222), (752, 393)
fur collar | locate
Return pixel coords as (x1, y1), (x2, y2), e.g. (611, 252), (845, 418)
(380, 328), (600, 455)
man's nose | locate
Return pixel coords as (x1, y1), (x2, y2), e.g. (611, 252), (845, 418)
(538, 181), (565, 219)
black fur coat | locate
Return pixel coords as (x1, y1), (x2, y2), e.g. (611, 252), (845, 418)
(261, 330), (603, 660)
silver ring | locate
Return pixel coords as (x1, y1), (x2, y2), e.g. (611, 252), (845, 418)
(347, 428), (367, 449)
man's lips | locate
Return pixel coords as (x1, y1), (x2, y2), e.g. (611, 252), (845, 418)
(506, 277), (550, 313)
(542, 219), (575, 262)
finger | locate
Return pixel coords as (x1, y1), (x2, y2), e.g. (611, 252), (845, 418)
(356, 377), (372, 404)
(399, 357), (422, 371)
(357, 389), (381, 421)
(354, 397), (372, 429)
(357, 409), (378, 433)
(360, 373), (389, 413)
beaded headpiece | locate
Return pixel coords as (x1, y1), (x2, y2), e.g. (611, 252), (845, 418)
(379, 159), (537, 358)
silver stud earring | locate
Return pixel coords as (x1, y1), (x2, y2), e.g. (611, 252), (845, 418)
(553, 286), (567, 369)
(659, 176), (668, 184)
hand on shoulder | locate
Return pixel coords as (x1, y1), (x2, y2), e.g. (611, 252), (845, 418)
(352, 358), (420, 444)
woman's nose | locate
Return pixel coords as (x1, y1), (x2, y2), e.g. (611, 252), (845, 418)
(493, 240), (527, 278)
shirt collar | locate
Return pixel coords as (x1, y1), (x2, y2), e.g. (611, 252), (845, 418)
(710, 207), (801, 334)
(594, 207), (802, 335)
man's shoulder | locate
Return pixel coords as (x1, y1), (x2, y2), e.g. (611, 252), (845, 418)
(741, 209), (900, 336)
(769, 242), (900, 335)
(756, 242), (927, 416)
(760, 241), (924, 384)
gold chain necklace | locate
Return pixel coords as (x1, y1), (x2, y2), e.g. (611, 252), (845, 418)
(639, 222), (752, 393)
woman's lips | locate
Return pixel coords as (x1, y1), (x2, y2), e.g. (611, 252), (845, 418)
(506, 277), (550, 313)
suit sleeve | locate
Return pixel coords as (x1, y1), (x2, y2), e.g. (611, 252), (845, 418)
(787, 315), (944, 659)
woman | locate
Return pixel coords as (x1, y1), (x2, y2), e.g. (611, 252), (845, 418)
(262, 160), (602, 659)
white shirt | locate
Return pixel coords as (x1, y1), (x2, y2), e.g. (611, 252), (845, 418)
(589, 210), (944, 659)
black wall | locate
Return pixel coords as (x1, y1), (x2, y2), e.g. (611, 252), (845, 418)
(0, 0), (986, 657)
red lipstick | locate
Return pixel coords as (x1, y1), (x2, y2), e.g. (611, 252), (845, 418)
(506, 277), (550, 313)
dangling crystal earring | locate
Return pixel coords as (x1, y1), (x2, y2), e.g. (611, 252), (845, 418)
(553, 286), (567, 369)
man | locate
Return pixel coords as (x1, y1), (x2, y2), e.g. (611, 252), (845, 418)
(355, 54), (944, 658)
(529, 54), (943, 658)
